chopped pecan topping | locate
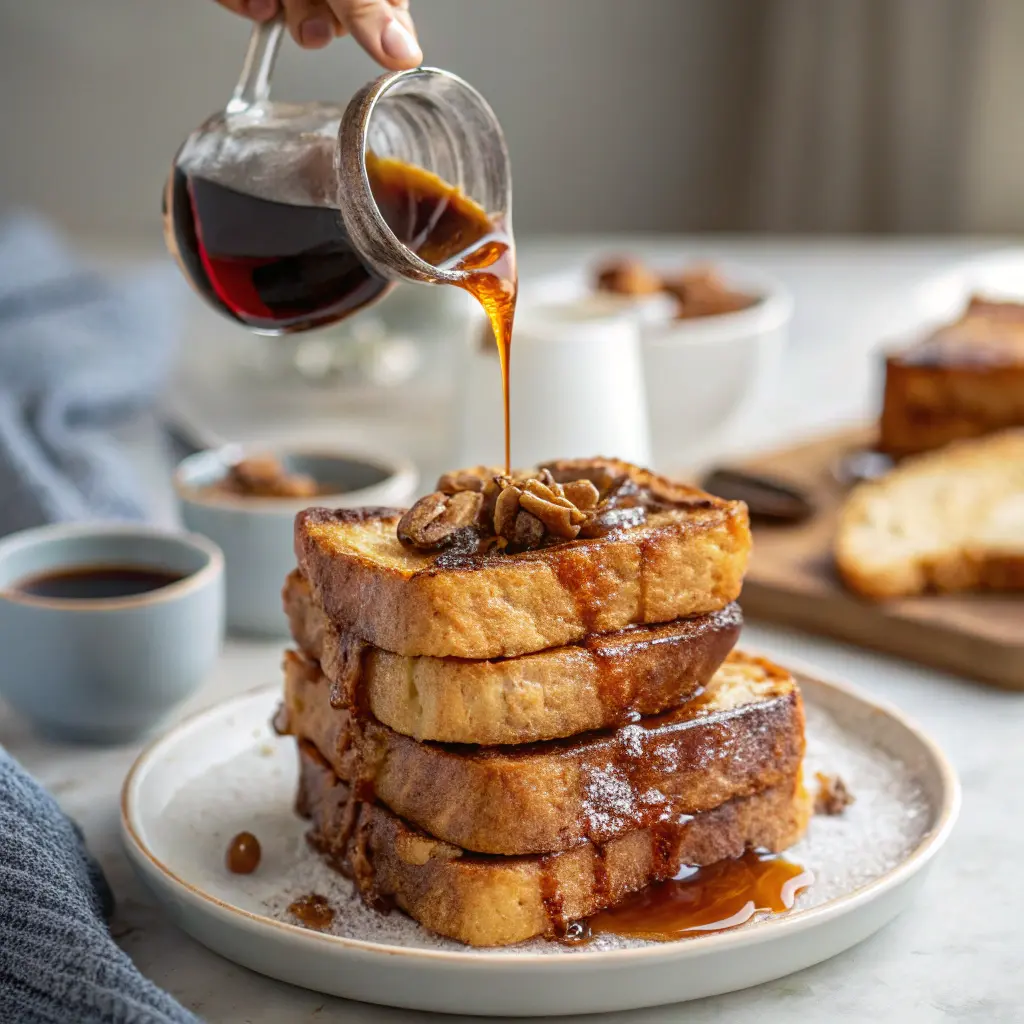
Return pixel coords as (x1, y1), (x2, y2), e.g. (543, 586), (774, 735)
(397, 490), (484, 551)
(542, 459), (618, 495)
(519, 487), (587, 539)
(562, 479), (600, 510)
(493, 481), (523, 539)
(512, 509), (545, 548)
(490, 475), (589, 548)
(398, 459), (710, 553)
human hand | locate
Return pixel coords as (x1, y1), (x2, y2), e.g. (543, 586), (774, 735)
(213, 0), (422, 69)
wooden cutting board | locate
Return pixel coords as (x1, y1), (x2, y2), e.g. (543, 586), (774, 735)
(731, 427), (1024, 690)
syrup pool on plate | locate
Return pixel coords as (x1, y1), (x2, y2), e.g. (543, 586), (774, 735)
(575, 849), (813, 943)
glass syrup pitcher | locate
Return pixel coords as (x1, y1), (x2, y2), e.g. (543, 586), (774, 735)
(163, 16), (515, 337)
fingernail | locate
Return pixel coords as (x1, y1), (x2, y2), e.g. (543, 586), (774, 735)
(245, 0), (277, 20)
(300, 17), (333, 47)
(382, 15), (422, 64)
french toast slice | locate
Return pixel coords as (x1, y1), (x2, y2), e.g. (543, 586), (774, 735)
(297, 740), (811, 946)
(283, 569), (741, 745)
(278, 649), (805, 856)
(880, 296), (1024, 457)
(294, 459), (750, 659)
(836, 429), (1024, 599)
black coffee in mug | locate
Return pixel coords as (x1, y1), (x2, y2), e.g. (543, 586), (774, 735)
(13, 565), (185, 601)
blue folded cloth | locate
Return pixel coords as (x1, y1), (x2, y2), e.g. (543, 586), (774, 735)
(0, 746), (199, 1024)
(0, 214), (183, 536)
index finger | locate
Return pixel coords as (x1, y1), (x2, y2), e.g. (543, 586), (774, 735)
(326, 0), (422, 70)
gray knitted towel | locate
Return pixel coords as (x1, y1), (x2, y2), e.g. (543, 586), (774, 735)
(0, 746), (200, 1023)
(0, 214), (183, 536)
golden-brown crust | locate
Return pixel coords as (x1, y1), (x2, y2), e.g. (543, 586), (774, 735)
(279, 649), (806, 856)
(838, 547), (1024, 601)
(283, 569), (742, 744)
(880, 355), (1024, 458)
(298, 741), (811, 947)
(879, 299), (1024, 457)
(295, 493), (751, 659)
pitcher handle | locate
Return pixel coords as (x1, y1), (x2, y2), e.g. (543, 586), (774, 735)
(228, 14), (285, 113)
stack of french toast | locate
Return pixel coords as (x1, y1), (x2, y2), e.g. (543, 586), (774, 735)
(276, 457), (810, 946)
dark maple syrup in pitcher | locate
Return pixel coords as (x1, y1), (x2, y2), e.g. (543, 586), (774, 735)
(165, 153), (517, 471)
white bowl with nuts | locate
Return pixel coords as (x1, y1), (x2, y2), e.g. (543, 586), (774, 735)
(504, 258), (793, 473)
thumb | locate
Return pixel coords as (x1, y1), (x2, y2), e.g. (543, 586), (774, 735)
(329, 0), (422, 70)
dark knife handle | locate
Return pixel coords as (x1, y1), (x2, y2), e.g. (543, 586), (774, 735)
(700, 467), (816, 524)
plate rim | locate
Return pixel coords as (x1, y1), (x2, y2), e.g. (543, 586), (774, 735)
(121, 661), (960, 967)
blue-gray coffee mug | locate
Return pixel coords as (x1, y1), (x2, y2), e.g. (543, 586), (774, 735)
(0, 523), (224, 744)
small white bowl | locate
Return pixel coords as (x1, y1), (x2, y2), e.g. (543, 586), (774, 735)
(174, 446), (418, 637)
(642, 264), (793, 470)
(514, 263), (793, 472)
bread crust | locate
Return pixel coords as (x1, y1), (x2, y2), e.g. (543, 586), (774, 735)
(297, 741), (811, 947)
(880, 355), (1024, 458)
(279, 649), (806, 856)
(836, 429), (1024, 599)
(295, 495), (751, 659)
(880, 299), (1024, 457)
(283, 570), (741, 745)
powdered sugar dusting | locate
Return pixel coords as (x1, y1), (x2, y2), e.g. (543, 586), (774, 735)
(153, 694), (933, 956)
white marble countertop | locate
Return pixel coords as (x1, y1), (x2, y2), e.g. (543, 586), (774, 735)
(4, 237), (1024, 1022)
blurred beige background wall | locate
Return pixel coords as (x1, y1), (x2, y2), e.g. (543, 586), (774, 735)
(1, 0), (1021, 242)
(0, 0), (761, 242)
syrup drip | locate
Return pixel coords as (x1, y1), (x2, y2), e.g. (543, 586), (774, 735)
(366, 156), (517, 474)
(287, 892), (335, 930)
(225, 831), (261, 874)
(578, 849), (813, 943)
(453, 230), (516, 474)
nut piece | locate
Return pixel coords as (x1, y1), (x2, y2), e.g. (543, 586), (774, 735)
(662, 267), (757, 320)
(411, 460), (672, 554)
(814, 772), (855, 816)
(436, 467), (498, 495)
(397, 490), (484, 551)
(563, 479), (600, 510)
(519, 490), (585, 539)
(594, 258), (663, 297)
(521, 478), (579, 510)
(602, 473), (644, 507)
(493, 482), (523, 538)
(224, 456), (319, 498)
(512, 509), (545, 549)
(541, 459), (618, 496)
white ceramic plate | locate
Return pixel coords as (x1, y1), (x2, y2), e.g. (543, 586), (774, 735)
(121, 667), (958, 1017)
